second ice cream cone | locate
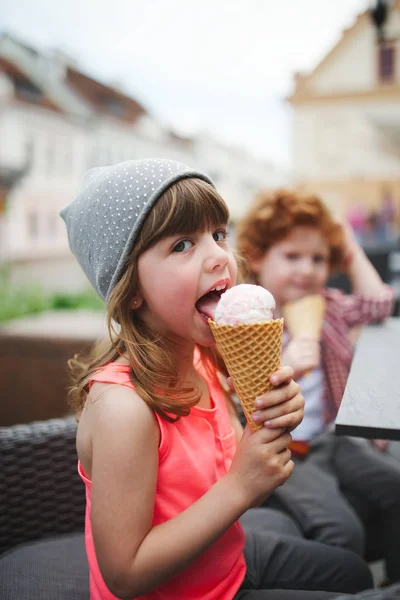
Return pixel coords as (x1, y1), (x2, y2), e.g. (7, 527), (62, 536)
(282, 295), (326, 377)
(282, 295), (326, 341)
(209, 318), (284, 432)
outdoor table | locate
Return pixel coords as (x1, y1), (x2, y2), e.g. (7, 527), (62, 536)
(335, 317), (400, 441)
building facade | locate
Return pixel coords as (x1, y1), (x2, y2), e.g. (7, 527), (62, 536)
(288, 0), (400, 242)
(0, 34), (282, 293)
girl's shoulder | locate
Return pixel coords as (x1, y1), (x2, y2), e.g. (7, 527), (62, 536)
(87, 361), (156, 424)
(78, 367), (159, 478)
(87, 361), (148, 420)
(89, 360), (132, 389)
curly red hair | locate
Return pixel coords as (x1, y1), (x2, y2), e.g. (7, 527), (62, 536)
(236, 189), (346, 275)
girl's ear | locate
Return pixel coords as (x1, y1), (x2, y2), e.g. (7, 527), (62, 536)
(131, 296), (143, 310)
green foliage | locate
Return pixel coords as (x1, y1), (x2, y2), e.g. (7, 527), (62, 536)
(0, 269), (103, 322)
(49, 290), (104, 311)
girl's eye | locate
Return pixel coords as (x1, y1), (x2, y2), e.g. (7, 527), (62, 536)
(172, 239), (193, 253)
(286, 253), (299, 261)
(213, 229), (227, 242)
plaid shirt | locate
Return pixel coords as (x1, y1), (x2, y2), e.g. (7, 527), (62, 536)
(318, 285), (394, 424)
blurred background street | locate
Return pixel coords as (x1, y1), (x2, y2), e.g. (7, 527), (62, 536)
(0, 0), (399, 424)
(1, 0), (400, 302)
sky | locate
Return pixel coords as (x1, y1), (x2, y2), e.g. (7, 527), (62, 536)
(1, 0), (370, 167)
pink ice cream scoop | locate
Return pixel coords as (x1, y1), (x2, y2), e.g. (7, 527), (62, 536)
(214, 284), (275, 326)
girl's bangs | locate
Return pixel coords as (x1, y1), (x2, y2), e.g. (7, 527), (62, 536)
(142, 178), (230, 249)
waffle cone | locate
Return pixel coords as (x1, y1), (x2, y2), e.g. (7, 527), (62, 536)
(209, 318), (284, 432)
(282, 295), (326, 341)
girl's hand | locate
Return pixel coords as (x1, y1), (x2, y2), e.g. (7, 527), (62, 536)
(227, 366), (304, 431)
(282, 337), (320, 379)
(251, 367), (304, 432)
(227, 425), (294, 508)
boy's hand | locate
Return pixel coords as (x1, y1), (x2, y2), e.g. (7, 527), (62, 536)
(282, 337), (320, 379)
(339, 219), (362, 270)
(227, 365), (304, 431)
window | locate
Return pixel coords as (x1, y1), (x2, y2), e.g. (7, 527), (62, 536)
(378, 43), (396, 83)
(101, 97), (125, 118)
(14, 78), (42, 102)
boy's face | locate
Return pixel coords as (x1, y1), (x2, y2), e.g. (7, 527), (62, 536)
(250, 226), (330, 310)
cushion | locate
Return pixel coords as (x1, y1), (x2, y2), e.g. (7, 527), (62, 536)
(0, 533), (89, 600)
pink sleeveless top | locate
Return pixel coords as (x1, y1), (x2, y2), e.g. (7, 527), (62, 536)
(79, 354), (246, 600)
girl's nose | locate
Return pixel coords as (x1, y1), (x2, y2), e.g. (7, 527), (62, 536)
(204, 240), (229, 273)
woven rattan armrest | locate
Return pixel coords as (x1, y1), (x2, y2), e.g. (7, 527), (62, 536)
(0, 417), (85, 555)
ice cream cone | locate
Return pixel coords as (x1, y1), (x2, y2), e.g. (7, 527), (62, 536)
(209, 318), (284, 432)
(282, 295), (326, 377)
(282, 295), (326, 341)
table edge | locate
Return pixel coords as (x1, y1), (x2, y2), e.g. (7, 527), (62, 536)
(335, 423), (400, 441)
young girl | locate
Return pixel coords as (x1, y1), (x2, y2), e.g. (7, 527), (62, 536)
(61, 160), (372, 600)
(236, 189), (400, 585)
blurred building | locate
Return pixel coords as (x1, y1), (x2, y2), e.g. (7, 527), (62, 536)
(288, 0), (400, 242)
(0, 33), (282, 292)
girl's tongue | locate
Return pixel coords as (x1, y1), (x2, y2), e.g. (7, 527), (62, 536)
(196, 291), (221, 320)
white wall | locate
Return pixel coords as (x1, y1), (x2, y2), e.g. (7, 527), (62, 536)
(310, 10), (400, 95)
(0, 109), (27, 170)
(3, 103), (88, 261)
(312, 21), (376, 94)
(292, 99), (400, 182)
(0, 44), (285, 293)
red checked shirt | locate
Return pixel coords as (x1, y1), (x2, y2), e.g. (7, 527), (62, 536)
(316, 285), (394, 424)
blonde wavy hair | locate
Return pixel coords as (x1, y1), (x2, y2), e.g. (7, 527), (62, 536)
(69, 178), (230, 421)
(236, 189), (346, 279)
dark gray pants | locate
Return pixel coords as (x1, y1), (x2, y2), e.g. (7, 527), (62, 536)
(386, 440), (400, 465)
(266, 432), (400, 584)
(334, 585), (400, 600)
(234, 509), (373, 599)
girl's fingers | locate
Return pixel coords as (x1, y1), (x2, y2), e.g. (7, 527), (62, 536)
(255, 380), (302, 410)
(266, 431), (292, 454)
(269, 365), (294, 386)
(230, 367), (295, 390)
(263, 409), (304, 431)
(278, 447), (293, 465)
(252, 394), (304, 424)
(253, 426), (287, 444)
(286, 410), (304, 432)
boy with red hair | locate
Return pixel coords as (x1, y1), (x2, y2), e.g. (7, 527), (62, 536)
(237, 189), (400, 585)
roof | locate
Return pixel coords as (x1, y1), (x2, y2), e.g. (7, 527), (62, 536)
(0, 33), (148, 123)
(0, 56), (60, 112)
(66, 67), (146, 124)
(288, 0), (400, 103)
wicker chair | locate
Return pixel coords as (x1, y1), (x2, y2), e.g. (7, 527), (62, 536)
(0, 417), (89, 599)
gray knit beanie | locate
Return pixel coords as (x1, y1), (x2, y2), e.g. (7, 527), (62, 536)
(60, 158), (214, 302)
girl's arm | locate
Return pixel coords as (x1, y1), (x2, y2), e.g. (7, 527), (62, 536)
(89, 384), (292, 599)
